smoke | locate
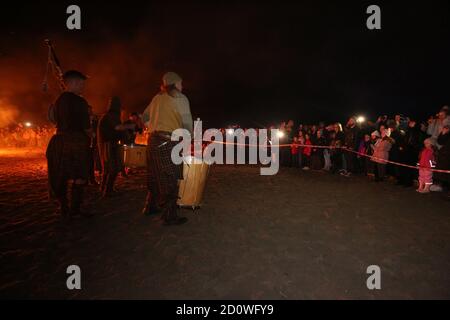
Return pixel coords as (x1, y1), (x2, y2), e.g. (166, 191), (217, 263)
(0, 41), (52, 127)
(0, 29), (176, 126)
(0, 99), (19, 128)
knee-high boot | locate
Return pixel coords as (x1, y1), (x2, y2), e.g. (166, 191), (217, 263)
(102, 171), (118, 197)
(142, 191), (161, 215)
(161, 182), (187, 226)
(100, 172), (108, 194)
(56, 182), (69, 217)
(71, 184), (93, 217)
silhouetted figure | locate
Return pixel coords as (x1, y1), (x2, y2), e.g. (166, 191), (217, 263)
(46, 70), (93, 218)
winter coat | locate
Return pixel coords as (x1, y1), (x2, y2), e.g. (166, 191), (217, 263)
(302, 139), (312, 156)
(419, 148), (435, 168)
(372, 137), (393, 164)
(344, 125), (360, 150)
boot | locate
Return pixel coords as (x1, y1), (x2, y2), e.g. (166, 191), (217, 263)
(419, 184), (431, 194)
(162, 201), (187, 226)
(71, 184), (93, 217)
(142, 192), (161, 216)
(102, 172), (118, 198)
(416, 181), (424, 192)
(100, 173), (108, 194)
(55, 183), (69, 218)
(56, 197), (70, 218)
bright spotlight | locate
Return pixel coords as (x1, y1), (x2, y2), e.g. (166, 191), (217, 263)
(356, 116), (366, 124)
(276, 130), (285, 138)
(226, 129), (234, 135)
(24, 122), (32, 127)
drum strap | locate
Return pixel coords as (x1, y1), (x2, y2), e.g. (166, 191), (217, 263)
(152, 131), (172, 140)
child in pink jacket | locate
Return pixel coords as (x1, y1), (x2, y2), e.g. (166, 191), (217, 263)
(417, 138), (435, 193)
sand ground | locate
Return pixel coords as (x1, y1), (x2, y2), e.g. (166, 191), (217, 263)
(0, 149), (449, 299)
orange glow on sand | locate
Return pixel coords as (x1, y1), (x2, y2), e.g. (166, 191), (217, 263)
(0, 148), (45, 157)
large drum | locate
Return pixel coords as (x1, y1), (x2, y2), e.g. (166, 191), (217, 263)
(122, 144), (147, 168)
(177, 156), (210, 209)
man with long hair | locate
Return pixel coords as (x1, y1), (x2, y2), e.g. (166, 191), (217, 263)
(97, 96), (128, 198)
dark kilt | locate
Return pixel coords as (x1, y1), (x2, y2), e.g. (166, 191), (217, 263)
(146, 134), (182, 213)
(46, 132), (90, 198)
(98, 141), (121, 174)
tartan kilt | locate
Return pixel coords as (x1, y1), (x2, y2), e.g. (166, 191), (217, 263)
(98, 141), (121, 174)
(46, 132), (90, 198)
(146, 134), (182, 203)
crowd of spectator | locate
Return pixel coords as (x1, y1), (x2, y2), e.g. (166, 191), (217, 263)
(277, 105), (450, 197)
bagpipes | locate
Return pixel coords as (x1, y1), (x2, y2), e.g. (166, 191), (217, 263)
(42, 39), (65, 124)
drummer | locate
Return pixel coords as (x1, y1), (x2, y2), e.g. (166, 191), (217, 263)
(97, 97), (129, 198)
(142, 72), (193, 225)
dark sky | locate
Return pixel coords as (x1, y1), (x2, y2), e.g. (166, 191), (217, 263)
(1, 0), (449, 128)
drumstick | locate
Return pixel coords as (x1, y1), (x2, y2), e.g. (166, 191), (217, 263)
(191, 118), (202, 163)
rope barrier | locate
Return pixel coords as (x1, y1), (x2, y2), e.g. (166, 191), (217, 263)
(208, 140), (450, 174)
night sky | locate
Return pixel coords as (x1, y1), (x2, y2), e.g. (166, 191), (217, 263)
(1, 1), (449, 128)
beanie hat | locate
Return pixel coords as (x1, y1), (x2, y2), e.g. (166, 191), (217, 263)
(162, 72), (182, 86)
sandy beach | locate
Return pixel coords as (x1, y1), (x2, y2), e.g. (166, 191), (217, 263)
(1, 148), (450, 299)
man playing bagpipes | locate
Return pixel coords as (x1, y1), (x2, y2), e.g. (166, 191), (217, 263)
(46, 70), (93, 218)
